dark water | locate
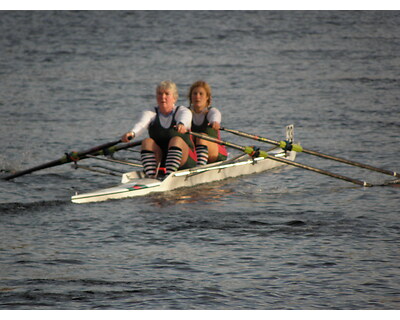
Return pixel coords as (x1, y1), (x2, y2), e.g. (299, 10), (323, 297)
(0, 11), (399, 309)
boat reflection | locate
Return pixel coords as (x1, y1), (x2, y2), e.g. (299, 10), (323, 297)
(148, 179), (236, 207)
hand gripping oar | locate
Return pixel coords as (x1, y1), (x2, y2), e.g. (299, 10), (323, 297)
(189, 131), (372, 187)
(221, 127), (398, 178)
(3, 138), (142, 180)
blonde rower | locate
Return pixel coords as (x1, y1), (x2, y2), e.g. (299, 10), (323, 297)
(122, 81), (197, 177)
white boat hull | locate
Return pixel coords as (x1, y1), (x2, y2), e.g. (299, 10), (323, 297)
(71, 150), (296, 204)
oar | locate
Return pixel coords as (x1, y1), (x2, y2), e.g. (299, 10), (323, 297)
(105, 139), (142, 153)
(3, 139), (142, 180)
(221, 127), (398, 178)
(189, 131), (372, 187)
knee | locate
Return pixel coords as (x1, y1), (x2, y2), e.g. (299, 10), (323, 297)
(169, 136), (184, 147)
(196, 138), (208, 146)
(141, 138), (156, 150)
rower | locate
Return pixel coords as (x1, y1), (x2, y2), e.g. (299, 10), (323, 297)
(188, 81), (228, 165)
(121, 81), (197, 178)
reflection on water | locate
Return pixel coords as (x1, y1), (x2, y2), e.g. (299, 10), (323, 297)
(149, 180), (236, 207)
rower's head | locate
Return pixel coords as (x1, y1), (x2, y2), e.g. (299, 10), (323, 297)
(156, 81), (178, 112)
(188, 80), (212, 111)
(156, 81), (179, 100)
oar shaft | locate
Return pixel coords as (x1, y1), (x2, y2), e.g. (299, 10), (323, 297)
(113, 140), (142, 152)
(3, 139), (142, 180)
(189, 131), (371, 187)
(189, 131), (252, 155)
(221, 127), (276, 145)
(221, 127), (398, 177)
(86, 155), (143, 167)
(4, 156), (71, 180)
(76, 139), (122, 157)
(301, 148), (397, 177)
(266, 154), (370, 187)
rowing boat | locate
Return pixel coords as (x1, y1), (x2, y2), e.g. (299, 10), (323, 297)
(71, 148), (296, 204)
(71, 125), (296, 204)
(5, 124), (397, 199)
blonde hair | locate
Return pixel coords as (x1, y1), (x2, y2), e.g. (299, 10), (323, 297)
(188, 80), (212, 107)
(156, 80), (179, 100)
